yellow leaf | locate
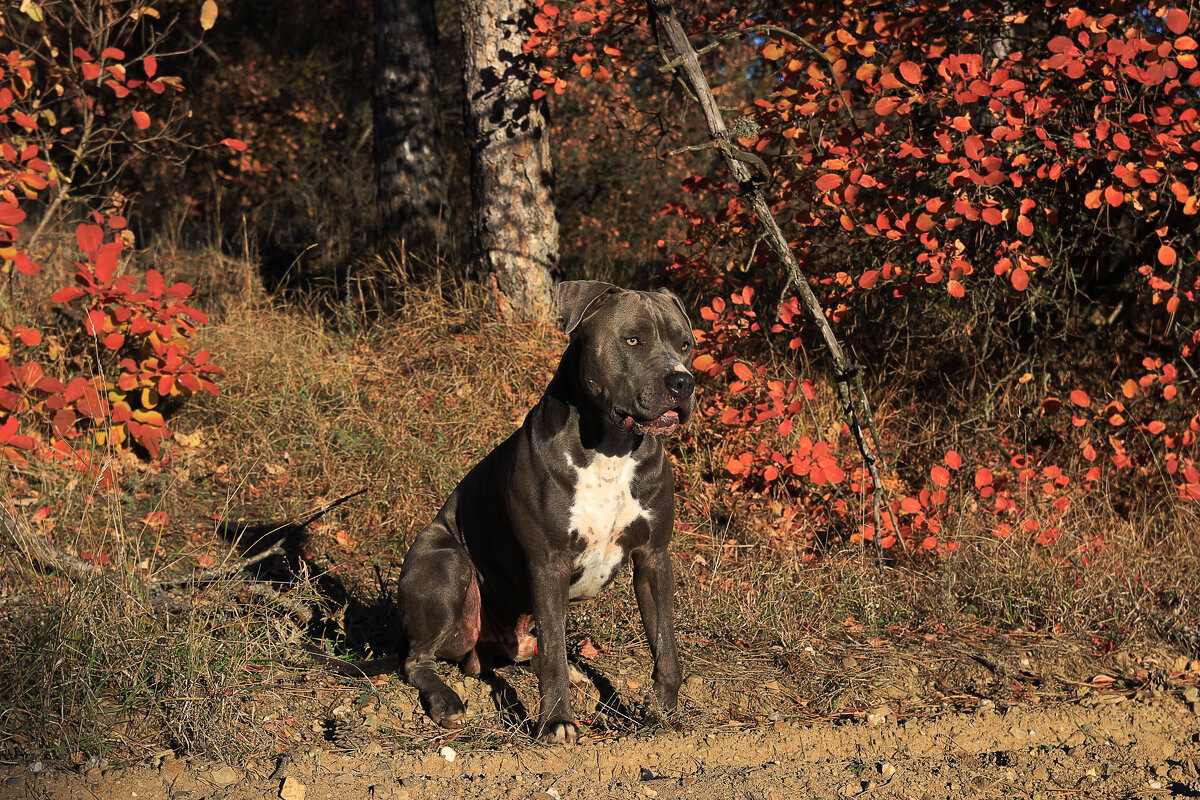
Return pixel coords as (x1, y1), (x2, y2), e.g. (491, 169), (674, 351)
(20, 0), (44, 22)
(763, 43), (785, 60)
(200, 0), (218, 30)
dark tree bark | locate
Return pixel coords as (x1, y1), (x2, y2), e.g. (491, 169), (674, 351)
(460, 0), (558, 323)
(373, 0), (448, 256)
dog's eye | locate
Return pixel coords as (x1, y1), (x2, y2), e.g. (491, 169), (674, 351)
(680, 342), (691, 352)
(625, 337), (640, 346)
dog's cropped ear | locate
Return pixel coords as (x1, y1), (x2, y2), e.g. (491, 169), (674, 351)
(557, 281), (619, 335)
(656, 287), (691, 324)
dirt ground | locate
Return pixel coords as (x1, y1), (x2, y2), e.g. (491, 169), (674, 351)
(5, 643), (1200, 800)
(4, 699), (1198, 800)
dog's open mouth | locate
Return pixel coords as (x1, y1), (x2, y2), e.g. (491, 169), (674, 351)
(614, 408), (684, 436)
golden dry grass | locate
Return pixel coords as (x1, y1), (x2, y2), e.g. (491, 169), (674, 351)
(2, 252), (1198, 764)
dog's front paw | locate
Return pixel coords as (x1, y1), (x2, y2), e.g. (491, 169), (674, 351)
(653, 679), (680, 711)
(423, 688), (467, 730)
(537, 719), (578, 745)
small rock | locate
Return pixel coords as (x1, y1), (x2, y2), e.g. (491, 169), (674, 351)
(6, 777), (25, 789)
(683, 675), (705, 696)
(1032, 767), (1049, 782)
(1064, 730), (1086, 748)
(841, 657), (859, 670)
(1163, 742), (1177, 760)
(878, 762), (896, 780)
(28, 761), (43, 774)
(364, 742), (383, 756)
(280, 776), (307, 800)
(838, 780), (861, 796)
(439, 746), (456, 762)
(210, 764), (238, 786)
(866, 705), (892, 726)
(1185, 687), (1200, 704)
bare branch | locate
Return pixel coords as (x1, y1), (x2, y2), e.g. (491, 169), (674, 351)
(656, 22), (858, 131)
(646, 0), (903, 553)
(150, 542), (286, 589)
(0, 505), (105, 578)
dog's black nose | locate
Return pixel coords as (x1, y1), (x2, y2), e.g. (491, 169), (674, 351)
(665, 371), (695, 398)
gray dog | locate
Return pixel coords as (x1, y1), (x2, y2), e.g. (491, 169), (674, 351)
(396, 280), (696, 743)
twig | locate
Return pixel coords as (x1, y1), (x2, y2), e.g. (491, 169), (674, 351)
(149, 541), (286, 589)
(0, 505), (105, 578)
(647, 0), (904, 552)
(154, 488), (367, 589)
(656, 22), (859, 132)
(295, 488), (369, 528)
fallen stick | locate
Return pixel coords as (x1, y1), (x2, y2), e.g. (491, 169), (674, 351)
(0, 504), (105, 578)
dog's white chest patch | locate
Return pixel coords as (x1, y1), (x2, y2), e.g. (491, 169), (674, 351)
(567, 452), (649, 600)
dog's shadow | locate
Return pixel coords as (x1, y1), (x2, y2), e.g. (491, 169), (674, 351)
(217, 518), (405, 665)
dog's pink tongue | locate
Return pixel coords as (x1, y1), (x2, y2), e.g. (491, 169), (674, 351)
(646, 410), (679, 432)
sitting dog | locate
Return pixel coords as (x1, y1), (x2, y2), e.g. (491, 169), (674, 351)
(396, 281), (696, 743)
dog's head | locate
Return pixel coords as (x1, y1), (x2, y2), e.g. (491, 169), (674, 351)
(556, 280), (696, 436)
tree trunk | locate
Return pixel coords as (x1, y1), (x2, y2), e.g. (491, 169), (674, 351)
(460, 0), (558, 323)
(373, 0), (448, 257)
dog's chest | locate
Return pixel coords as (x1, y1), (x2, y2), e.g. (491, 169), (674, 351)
(566, 452), (650, 599)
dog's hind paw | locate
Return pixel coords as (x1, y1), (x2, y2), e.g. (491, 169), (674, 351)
(537, 719), (578, 745)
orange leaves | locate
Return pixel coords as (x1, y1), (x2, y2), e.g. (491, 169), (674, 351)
(1157, 244), (1177, 266)
(815, 173), (843, 192)
(898, 60), (923, 84)
(1010, 268), (1029, 291)
(874, 96), (904, 116)
(3, 222), (225, 465)
(974, 467), (994, 489)
(1165, 8), (1190, 36)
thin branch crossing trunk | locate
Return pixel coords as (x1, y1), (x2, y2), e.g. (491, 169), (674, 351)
(647, 0), (902, 551)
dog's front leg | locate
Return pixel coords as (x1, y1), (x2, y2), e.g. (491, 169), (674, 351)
(529, 559), (577, 743)
(632, 547), (682, 712)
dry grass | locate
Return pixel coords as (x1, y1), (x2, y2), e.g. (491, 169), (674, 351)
(2, 251), (1199, 765)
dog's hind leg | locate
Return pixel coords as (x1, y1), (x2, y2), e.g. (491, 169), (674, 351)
(397, 526), (478, 729)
